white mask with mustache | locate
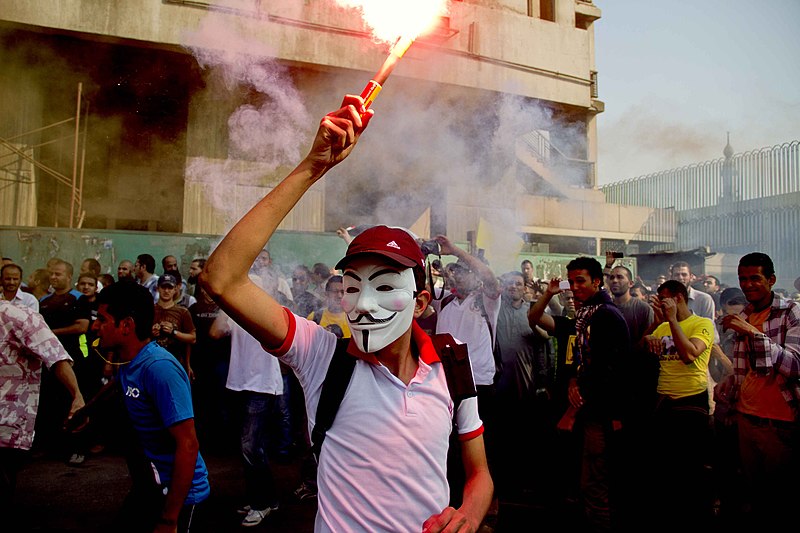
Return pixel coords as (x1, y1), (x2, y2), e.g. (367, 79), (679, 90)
(341, 259), (417, 353)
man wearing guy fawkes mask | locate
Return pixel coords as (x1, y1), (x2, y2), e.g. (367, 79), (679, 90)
(337, 229), (422, 353)
(201, 96), (493, 533)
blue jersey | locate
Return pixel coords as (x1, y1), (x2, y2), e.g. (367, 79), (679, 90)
(118, 341), (210, 504)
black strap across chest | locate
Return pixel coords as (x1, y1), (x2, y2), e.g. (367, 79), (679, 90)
(310, 333), (476, 462)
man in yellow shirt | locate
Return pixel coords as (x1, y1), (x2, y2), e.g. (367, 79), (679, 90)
(643, 279), (714, 529)
(307, 275), (350, 339)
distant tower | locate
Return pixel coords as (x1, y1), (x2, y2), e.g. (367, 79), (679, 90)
(720, 132), (739, 202)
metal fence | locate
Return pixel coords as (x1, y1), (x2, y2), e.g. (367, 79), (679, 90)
(600, 140), (800, 210)
(599, 141), (800, 289)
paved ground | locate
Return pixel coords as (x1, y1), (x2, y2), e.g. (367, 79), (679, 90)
(13, 447), (317, 533)
(11, 445), (577, 532)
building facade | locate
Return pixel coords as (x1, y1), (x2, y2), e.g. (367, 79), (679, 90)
(1, 1), (672, 266)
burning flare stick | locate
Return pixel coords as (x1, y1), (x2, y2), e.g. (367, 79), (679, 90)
(359, 35), (414, 110)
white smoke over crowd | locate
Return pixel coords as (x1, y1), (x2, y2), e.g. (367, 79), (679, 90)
(179, 0), (588, 272)
(183, 11), (313, 199)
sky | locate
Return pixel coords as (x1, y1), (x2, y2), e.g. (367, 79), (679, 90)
(594, 0), (800, 185)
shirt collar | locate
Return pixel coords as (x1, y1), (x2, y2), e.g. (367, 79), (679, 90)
(1, 289), (21, 302)
(345, 321), (440, 365)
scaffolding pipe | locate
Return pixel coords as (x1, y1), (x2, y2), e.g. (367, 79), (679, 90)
(77, 100), (89, 229)
(0, 138), (73, 186)
(3, 117), (75, 142)
(69, 82), (82, 228)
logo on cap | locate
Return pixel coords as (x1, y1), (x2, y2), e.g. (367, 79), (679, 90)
(335, 225), (425, 271)
(158, 273), (178, 287)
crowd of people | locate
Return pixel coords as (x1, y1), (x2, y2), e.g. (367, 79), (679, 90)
(2, 96), (798, 533)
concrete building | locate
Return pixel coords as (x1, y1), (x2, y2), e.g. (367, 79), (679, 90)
(1, 1), (673, 265)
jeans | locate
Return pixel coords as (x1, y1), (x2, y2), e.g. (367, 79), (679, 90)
(276, 374), (293, 460)
(238, 390), (280, 509)
(581, 420), (612, 533)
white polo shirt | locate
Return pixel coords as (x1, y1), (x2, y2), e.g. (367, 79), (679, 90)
(435, 291), (501, 386)
(275, 311), (483, 533)
(225, 318), (283, 395)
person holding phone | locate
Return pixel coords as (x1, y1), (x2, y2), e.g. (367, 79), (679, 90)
(528, 257), (631, 531)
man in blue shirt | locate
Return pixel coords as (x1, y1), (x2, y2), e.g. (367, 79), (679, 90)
(94, 282), (209, 532)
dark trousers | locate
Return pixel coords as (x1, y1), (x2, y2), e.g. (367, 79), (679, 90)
(235, 390), (280, 509)
(0, 447), (29, 528)
(648, 391), (712, 531)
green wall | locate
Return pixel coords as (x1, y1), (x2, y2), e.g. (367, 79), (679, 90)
(1, 226), (637, 282)
(515, 253), (638, 281)
(0, 226), (350, 279)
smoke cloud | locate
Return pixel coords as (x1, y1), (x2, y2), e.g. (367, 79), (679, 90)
(598, 103), (726, 182)
(180, 1), (592, 274)
(185, 11), (313, 165)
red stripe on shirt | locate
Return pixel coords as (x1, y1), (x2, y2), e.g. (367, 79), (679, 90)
(265, 307), (296, 357)
(458, 425), (484, 442)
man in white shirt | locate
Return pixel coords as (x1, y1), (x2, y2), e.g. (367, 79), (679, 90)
(1, 264), (39, 312)
(210, 301), (283, 528)
(670, 261), (716, 319)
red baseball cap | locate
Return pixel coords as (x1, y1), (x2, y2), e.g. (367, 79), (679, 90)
(335, 225), (425, 271)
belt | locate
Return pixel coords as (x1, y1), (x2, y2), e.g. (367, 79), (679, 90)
(739, 412), (796, 431)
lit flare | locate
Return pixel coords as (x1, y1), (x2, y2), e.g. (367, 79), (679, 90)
(335, 0), (448, 111)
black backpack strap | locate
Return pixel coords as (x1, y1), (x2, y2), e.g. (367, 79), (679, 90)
(311, 307), (325, 325)
(429, 333), (477, 427)
(310, 337), (356, 463)
(440, 293), (457, 310)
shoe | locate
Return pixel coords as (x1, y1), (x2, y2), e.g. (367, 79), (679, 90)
(293, 482), (317, 502)
(68, 453), (85, 466)
(241, 504), (278, 527)
(89, 443), (106, 455)
(236, 505), (251, 515)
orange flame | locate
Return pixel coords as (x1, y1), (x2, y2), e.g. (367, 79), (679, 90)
(336, 0), (449, 44)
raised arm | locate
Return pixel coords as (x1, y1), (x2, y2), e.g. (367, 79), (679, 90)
(52, 318), (89, 337)
(435, 235), (500, 299)
(528, 278), (561, 333)
(200, 96), (372, 349)
(662, 298), (708, 364)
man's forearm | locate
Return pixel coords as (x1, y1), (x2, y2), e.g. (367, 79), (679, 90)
(51, 360), (84, 403)
(668, 318), (700, 363)
(451, 247), (499, 295)
(52, 319), (89, 336)
(201, 97), (370, 348)
(528, 293), (556, 333)
(161, 425), (200, 525)
(202, 160), (321, 297)
(458, 469), (494, 529)
(173, 330), (196, 345)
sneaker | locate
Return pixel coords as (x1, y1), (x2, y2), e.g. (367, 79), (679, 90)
(236, 505), (251, 515)
(68, 453), (85, 466)
(89, 443), (106, 455)
(293, 482), (317, 502)
(241, 504), (278, 527)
